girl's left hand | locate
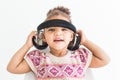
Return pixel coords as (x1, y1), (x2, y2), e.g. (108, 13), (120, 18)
(77, 29), (87, 45)
(25, 31), (37, 48)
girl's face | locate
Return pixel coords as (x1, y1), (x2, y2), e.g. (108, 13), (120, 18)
(43, 27), (73, 50)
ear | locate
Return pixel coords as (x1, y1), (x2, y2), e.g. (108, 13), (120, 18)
(70, 33), (74, 41)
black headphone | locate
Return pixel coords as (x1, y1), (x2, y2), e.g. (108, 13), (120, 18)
(32, 19), (81, 51)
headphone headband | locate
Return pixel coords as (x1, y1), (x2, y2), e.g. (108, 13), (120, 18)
(37, 19), (76, 33)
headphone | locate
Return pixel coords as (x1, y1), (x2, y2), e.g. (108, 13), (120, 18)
(32, 19), (81, 51)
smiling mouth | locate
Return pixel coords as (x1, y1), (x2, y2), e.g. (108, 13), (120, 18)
(54, 39), (64, 42)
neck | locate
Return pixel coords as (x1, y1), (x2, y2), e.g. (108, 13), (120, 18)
(50, 48), (68, 57)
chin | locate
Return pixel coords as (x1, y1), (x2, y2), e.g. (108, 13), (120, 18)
(53, 46), (67, 50)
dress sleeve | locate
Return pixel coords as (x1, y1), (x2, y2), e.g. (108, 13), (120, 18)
(24, 50), (42, 74)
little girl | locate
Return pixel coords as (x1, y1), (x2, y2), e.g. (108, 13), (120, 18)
(7, 6), (110, 80)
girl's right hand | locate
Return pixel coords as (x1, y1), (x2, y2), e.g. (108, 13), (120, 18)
(7, 31), (36, 74)
(25, 31), (37, 48)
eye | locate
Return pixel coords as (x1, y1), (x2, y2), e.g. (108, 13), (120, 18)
(62, 28), (68, 31)
(47, 28), (55, 31)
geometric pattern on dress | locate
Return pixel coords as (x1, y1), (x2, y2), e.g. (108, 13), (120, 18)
(36, 64), (84, 79)
(27, 48), (89, 79)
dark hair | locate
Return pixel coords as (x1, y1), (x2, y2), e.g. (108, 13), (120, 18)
(46, 6), (71, 22)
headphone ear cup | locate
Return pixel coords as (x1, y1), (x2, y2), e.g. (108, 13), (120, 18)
(32, 36), (40, 49)
(68, 35), (81, 51)
(73, 35), (81, 49)
(32, 35), (48, 50)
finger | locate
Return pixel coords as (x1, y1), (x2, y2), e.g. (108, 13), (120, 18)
(77, 29), (82, 33)
(31, 31), (37, 36)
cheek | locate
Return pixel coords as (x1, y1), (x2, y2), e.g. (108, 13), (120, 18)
(44, 34), (53, 42)
(65, 34), (73, 41)
(70, 37), (73, 41)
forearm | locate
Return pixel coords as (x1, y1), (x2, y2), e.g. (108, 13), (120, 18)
(7, 43), (31, 71)
(83, 40), (110, 67)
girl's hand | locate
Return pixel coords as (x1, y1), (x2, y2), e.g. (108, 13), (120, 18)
(25, 31), (37, 48)
(77, 29), (87, 45)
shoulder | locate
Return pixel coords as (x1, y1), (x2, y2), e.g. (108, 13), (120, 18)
(27, 50), (43, 57)
(74, 47), (92, 62)
(25, 50), (45, 66)
(76, 47), (90, 56)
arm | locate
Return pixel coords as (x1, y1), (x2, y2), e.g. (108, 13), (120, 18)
(7, 31), (36, 74)
(77, 30), (110, 68)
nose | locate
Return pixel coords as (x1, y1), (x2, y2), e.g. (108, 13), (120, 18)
(54, 29), (63, 36)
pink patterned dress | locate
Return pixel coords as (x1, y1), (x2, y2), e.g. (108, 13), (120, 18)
(24, 48), (92, 80)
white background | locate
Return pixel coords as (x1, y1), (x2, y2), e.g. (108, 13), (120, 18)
(0, 0), (120, 80)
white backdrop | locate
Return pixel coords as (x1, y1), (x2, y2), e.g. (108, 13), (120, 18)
(0, 0), (120, 80)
